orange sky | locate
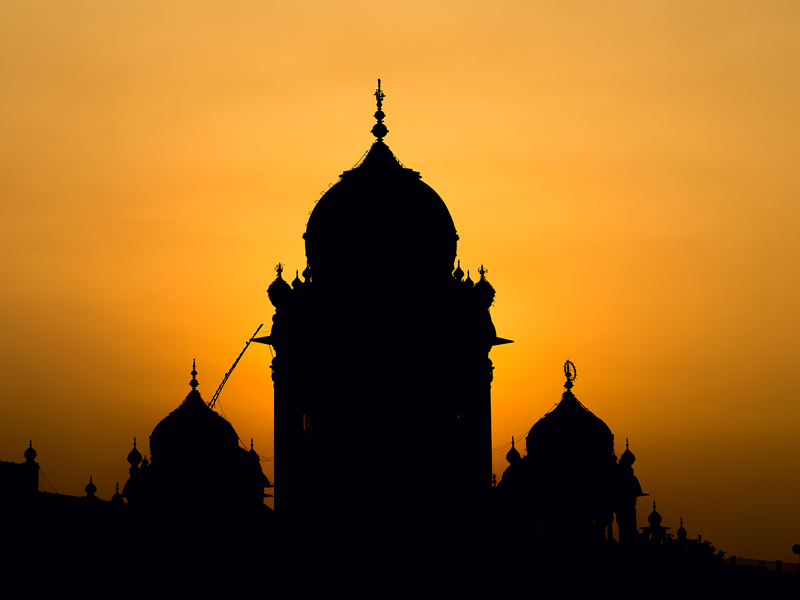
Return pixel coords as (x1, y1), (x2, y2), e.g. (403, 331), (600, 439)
(2, 1), (799, 561)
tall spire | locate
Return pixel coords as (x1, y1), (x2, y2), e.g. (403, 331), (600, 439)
(190, 359), (198, 390)
(371, 79), (388, 141)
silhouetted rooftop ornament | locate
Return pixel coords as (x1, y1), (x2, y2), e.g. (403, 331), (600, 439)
(190, 359), (198, 391)
(85, 476), (97, 498)
(677, 517), (687, 540)
(291, 269), (302, 289)
(563, 359), (576, 391)
(268, 263), (293, 308)
(464, 270), (474, 288)
(127, 437), (142, 467)
(453, 260), (464, 282)
(506, 436), (521, 464)
(620, 437), (636, 467)
(24, 440), (37, 462)
(473, 265), (496, 308)
(302, 264), (312, 283)
(648, 501), (662, 526)
(111, 482), (124, 504)
(371, 79), (388, 141)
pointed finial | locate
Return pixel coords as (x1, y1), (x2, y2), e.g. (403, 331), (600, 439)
(371, 79), (388, 141)
(275, 263), (284, 278)
(511, 436), (515, 447)
(563, 360), (576, 390)
(626, 438), (629, 450)
(250, 437), (254, 451)
(680, 517), (683, 526)
(133, 437), (137, 448)
(116, 482), (120, 493)
(190, 359), (199, 390)
(479, 264), (486, 279)
(653, 501), (657, 510)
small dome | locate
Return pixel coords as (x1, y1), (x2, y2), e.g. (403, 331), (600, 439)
(648, 501), (662, 527)
(291, 270), (302, 289)
(111, 482), (124, 504)
(85, 476), (97, 497)
(677, 517), (687, 540)
(141, 455), (149, 468)
(619, 438), (635, 467)
(505, 436), (521, 464)
(267, 264), (293, 308)
(24, 441), (37, 462)
(472, 265), (496, 308)
(127, 437), (142, 467)
(463, 270), (474, 288)
(453, 260), (464, 282)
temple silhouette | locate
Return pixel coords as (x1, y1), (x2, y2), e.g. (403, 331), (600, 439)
(256, 80), (511, 546)
(1, 82), (796, 592)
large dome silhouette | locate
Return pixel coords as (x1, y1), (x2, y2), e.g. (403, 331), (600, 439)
(304, 115), (458, 284)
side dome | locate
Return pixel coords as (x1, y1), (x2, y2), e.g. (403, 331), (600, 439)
(304, 141), (457, 284)
(149, 362), (240, 464)
(525, 362), (614, 465)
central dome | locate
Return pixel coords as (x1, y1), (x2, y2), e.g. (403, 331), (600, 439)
(303, 87), (459, 285)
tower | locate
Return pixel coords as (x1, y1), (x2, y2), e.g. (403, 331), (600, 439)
(260, 82), (510, 537)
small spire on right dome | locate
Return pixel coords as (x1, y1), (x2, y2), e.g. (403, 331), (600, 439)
(371, 79), (388, 141)
(563, 360), (576, 390)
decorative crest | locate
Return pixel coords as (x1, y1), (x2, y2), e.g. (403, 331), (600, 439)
(275, 263), (284, 278)
(564, 360), (576, 390)
(371, 79), (388, 141)
(190, 359), (198, 390)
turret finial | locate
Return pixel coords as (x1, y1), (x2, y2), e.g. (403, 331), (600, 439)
(190, 359), (199, 390)
(250, 437), (254, 451)
(371, 80), (388, 141)
(275, 263), (284, 278)
(626, 438), (629, 450)
(564, 360), (576, 390)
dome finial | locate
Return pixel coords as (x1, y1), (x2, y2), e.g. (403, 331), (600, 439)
(564, 360), (576, 390)
(371, 79), (388, 141)
(190, 359), (199, 390)
(626, 438), (629, 450)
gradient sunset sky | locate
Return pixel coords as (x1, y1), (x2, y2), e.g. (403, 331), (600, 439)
(2, 1), (799, 561)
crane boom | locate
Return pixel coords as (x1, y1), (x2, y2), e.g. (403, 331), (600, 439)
(208, 324), (263, 410)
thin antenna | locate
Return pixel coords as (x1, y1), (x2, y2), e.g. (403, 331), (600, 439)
(208, 324), (263, 410)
